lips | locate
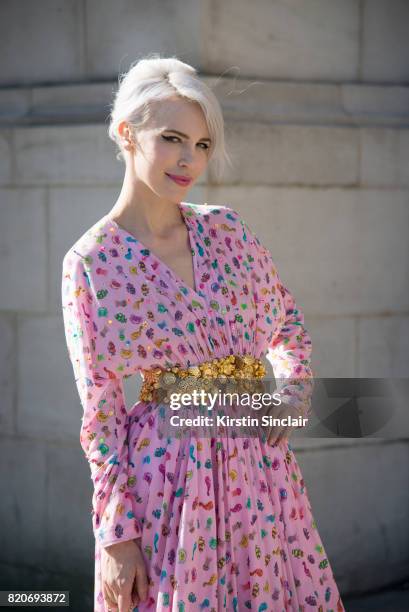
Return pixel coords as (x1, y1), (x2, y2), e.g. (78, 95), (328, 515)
(166, 173), (192, 186)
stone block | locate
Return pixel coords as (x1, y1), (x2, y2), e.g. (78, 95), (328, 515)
(0, 314), (15, 436)
(17, 315), (82, 441)
(202, 0), (360, 81)
(358, 316), (409, 377)
(0, 130), (12, 183)
(0, 437), (47, 567)
(362, 0), (409, 82)
(45, 443), (94, 572)
(212, 122), (359, 185)
(0, 0), (83, 86)
(0, 188), (47, 311)
(361, 128), (409, 187)
(86, 0), (201, 77)
(14, 125), (124, 185)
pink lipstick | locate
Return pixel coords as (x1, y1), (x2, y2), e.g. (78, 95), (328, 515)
(165, 173), (192, 186)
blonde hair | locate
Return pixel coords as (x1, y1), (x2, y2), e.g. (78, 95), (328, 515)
(107, 53), (232, 181)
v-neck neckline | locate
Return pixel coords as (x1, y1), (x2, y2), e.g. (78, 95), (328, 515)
(104, 201), (205, 302)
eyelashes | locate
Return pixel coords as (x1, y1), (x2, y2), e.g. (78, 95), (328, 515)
(161, 135), (210, 150)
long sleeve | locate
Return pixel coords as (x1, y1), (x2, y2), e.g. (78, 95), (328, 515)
(232, 207), (314, 422)
(266, 273), (314, 421)
(61, 252), (142, 547)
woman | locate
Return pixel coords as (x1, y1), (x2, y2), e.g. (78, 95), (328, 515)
(62, 55), (345, 612)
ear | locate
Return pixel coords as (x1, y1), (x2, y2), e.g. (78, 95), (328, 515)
(118, 120), (135, 150)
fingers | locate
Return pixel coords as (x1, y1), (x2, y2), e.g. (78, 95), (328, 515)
(274, 426), (291, 445)
(104, 583), (135, 612)
(135, 561), (149, 602)
(266, 403), (301, 446)
(268, 426), (289, 446)
(103, 582), (118, 611)
(267, 425), (281, 446)
(117, 592), (133, 612)
(266, 408), (285, 445)
(131, 573), (141, 607)
(275, 432), (288, 445)
(267, 413), (296, 445)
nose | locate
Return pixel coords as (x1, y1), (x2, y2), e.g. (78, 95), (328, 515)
(178, 144), (197, 165)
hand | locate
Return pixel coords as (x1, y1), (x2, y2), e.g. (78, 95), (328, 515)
(267, 404), (302, 446)
(101, 537), (148, 612)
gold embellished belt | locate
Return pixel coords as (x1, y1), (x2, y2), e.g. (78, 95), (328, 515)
(139, 354), (267, 404)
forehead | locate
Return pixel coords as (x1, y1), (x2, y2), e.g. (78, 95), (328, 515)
(147, 96), (209, 133)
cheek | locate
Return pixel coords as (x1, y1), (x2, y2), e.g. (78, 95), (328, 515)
(153, 141), (176, 163)
(138, 143), (171, 179)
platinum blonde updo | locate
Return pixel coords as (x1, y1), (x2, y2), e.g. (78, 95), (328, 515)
(107, 53), (232, 181)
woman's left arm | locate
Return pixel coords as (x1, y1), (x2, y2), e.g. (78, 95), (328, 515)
(265, 272), (314, 423)
(229, 206), (314, 423)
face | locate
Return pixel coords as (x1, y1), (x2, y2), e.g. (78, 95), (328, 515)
(119, 96), (212, 202)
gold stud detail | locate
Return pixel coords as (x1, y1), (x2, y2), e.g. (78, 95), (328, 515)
(139, 354), (266, 404)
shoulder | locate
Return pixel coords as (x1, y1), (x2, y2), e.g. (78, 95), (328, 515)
(186, 202), (267, 257)
(203, 203), (262, 245)
(62, 215), (112, 273)
(184, 202), (244, 226)
(183, 201), (228, 218)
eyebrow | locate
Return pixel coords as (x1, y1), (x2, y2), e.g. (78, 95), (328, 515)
(163, 129), (212, 143)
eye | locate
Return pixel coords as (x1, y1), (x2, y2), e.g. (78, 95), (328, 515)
(162, 135), (180, 143)
(162, 135), (210, 150)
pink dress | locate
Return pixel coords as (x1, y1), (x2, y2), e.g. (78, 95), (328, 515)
(61, 202), (345, 611)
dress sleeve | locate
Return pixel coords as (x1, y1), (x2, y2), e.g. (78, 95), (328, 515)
(266, 271), (315, 421)
(230, 207), (314, 421)
(61, 252), (142, 547)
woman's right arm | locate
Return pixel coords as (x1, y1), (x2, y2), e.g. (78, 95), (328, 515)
(61, 252), (142, 548)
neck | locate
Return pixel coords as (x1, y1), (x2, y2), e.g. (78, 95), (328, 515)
(109, 164), (184, 240)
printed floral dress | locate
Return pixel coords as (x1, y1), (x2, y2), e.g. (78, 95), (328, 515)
(61, 202), (345, 611)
